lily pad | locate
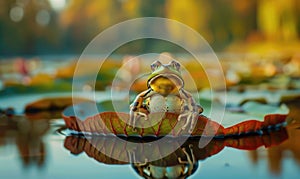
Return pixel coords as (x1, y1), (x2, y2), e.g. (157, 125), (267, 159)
(25, 97), (93, 113)
(62, 104), (287, 137)
(63, 112), (224, 137)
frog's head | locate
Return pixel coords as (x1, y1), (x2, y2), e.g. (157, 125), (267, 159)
(147, 60), (184, 96)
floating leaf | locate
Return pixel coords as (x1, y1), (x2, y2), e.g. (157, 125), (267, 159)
(221, 101), (289, 128)
(25, 97), (92, 113)
(63, 112), (224, 137)
(63, 108), (287, 137)
(242, 101), (289, 116)
(207, 89), (300, 105)
(223, 114), (287, 136)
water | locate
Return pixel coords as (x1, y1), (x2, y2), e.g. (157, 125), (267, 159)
(0, 94), (300, 179)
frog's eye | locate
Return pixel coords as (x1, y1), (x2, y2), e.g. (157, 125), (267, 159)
(151, 60), (162, 71)
(169, 60), (181, 71)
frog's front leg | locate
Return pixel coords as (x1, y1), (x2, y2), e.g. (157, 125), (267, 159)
(129, 89), (152, 129)
(178, 90), (203, 133)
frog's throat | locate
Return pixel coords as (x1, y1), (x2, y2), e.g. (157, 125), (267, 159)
(147, 74), (184, 89)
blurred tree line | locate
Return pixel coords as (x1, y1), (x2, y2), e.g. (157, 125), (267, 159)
(0, 0), (299, 56)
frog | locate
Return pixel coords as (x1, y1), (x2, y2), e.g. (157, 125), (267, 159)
(129, 60), (203, 133)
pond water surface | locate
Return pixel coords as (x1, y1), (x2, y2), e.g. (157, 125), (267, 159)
(0, 94), (299, 179)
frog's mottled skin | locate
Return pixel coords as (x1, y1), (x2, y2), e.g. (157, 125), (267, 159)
(129, 60), (203, 132)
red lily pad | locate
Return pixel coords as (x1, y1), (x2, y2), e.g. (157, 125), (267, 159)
(62, 110), (287, 137)
(63, 112), (224, 137)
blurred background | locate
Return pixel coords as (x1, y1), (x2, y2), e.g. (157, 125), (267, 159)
(0, 0), (300, 56)
(0, 0), (300, 95)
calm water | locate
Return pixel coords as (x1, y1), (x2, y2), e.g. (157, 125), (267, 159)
(0, 94), (300, 179)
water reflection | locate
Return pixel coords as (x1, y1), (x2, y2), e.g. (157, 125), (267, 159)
(248, 124), (300, 175)
(252, 101), (300, 175)
(0, 113), (50, 168)
(64, 128), (288, 178)
(131, 144), (199, 179)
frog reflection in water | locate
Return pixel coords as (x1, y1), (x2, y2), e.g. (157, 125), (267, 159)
(131, 144), (198, 179)
(130, 60), (203, 132)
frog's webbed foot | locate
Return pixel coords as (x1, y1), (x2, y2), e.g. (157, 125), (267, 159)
(129, 110), (148, 130)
